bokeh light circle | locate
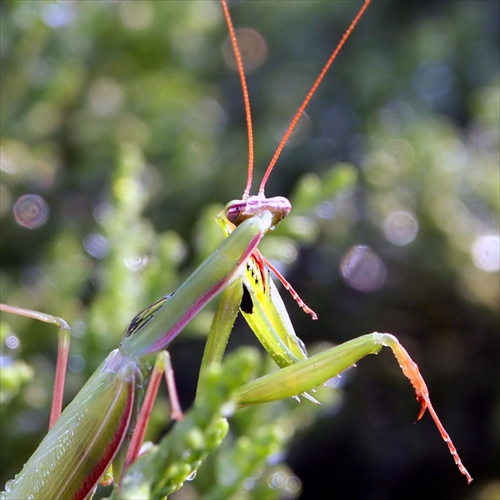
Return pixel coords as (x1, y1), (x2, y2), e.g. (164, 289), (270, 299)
(340, 245), (387, 292)
(13, 194), (49, 229)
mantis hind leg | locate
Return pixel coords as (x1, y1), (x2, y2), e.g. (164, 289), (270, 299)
(236, 332), (473, 483)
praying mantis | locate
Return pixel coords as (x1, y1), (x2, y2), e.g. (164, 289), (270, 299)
(0, 0), (477, 498)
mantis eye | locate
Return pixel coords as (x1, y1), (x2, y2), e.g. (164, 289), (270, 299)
(225, 199), (246, 224)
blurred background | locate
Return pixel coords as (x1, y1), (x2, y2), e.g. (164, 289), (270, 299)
(1, 1), (498, 499)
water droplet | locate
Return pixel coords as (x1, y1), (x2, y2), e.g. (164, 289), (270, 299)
(186, 470), (197, 481)
(221, 401), (236, 417)
(139, 441), (154, 456)
(4, 478), (15, 492)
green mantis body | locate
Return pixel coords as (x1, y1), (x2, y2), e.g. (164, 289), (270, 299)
(1, 1), (473, 498)
(2, 214), (276, 499)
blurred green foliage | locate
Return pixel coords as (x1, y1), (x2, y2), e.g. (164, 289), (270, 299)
(0, 1), (498, 499)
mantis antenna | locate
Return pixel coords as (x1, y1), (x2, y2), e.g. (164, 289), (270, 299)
(221, 0), (372, 198)
(220, 0), (372, 319)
